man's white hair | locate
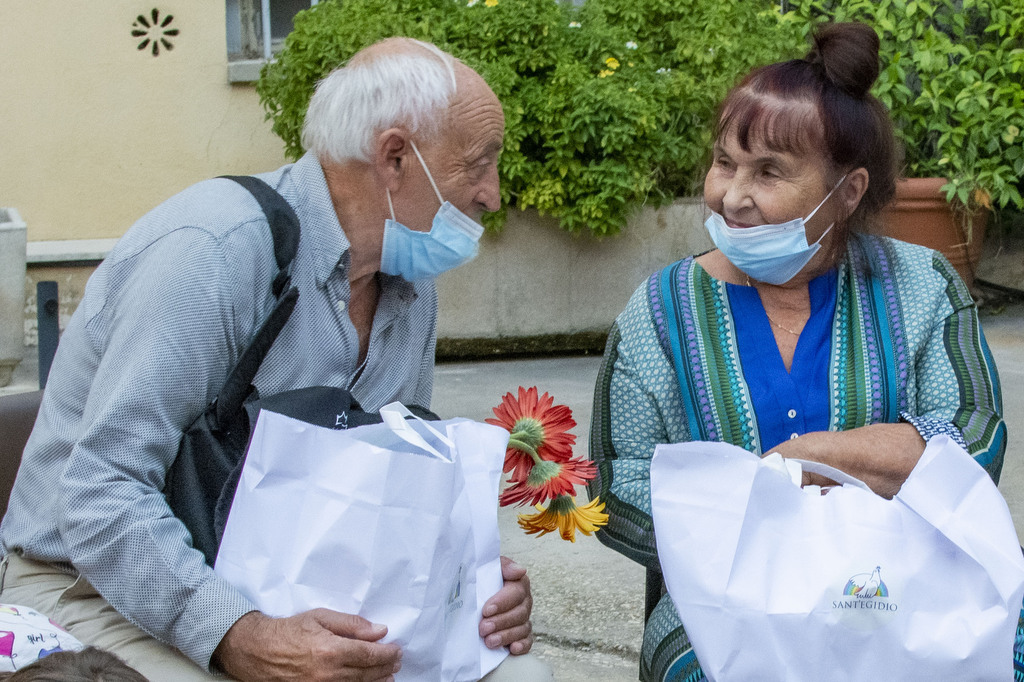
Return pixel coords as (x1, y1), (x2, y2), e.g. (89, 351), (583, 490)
(302, 39), (459, 165)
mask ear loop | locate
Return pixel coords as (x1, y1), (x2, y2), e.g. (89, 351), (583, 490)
(803, 173), (849, 247)
(385, 188), (397, 221)
(804, 173), (849, 224)
(409, 140), (445, 207)
(812, 222), (836, 247)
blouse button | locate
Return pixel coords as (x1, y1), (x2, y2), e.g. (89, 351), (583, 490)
(337, 299), (347, 312)
(787, 409), (797, 419)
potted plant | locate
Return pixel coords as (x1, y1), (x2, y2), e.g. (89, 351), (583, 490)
(792, 0), (1024, 286)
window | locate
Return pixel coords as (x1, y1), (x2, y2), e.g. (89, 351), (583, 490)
(226, 0), (318, 82)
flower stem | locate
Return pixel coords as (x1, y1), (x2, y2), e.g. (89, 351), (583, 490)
(508, 434), (543, 465)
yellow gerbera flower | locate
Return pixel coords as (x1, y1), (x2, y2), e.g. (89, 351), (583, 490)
(518, 495), (608, 542)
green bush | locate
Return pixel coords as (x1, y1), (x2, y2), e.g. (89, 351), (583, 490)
(257, 0), (803, 235)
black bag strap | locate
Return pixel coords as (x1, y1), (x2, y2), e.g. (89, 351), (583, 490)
(221, 175), (300, 296)
(213, 176), (301, 425)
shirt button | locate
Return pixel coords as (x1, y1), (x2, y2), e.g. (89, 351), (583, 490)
(337, 300), (347, 312)
(790, 433), (799, 440)
(787, 409), (797, 419)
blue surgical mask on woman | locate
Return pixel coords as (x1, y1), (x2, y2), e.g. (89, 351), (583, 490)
(705, 175), (847, 285)
(379, 140), (484, 281)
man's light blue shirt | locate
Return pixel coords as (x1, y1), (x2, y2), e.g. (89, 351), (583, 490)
(0, 153), (438, 668)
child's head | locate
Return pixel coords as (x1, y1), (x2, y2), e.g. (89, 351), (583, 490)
(0, 647), (147, 681)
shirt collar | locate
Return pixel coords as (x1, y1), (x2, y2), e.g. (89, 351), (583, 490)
(281, 152), (351, 289)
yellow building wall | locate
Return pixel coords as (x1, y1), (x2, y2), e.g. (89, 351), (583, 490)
(0, 2), (290, 242)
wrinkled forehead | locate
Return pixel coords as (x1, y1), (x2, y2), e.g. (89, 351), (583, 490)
(717, 89), (824, 158)
(444, 68), (504, 140)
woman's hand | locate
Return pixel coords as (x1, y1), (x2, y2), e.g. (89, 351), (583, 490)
(768, 423), (926, 498)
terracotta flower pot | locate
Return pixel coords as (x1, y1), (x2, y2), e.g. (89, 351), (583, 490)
(880, 177), (988, 288)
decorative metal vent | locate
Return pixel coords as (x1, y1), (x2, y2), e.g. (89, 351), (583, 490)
(132, 9), (179, 56)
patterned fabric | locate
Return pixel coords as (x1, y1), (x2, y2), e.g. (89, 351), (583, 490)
(1017, 612), (1024, 681)
(726, 271), (836, 451)
(0, 153), (439, 669)
(900, 411), (969, 449)
(587, 234), (1007, 681)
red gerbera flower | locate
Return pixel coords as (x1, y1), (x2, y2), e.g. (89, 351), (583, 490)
(498, 457), (597, 507)
(486, 387), (577, 482)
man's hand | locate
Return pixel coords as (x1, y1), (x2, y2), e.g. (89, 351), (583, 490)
(213, 609), (402, 682)
(479, 556), (534, 655)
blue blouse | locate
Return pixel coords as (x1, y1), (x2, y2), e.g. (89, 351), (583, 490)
(727, 271), (838, 452)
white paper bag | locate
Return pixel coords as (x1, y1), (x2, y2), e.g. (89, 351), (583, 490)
(650, 436), (1024, 681)
(214, 404), (510, 681)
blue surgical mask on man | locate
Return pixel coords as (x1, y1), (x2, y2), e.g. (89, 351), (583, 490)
(379, 140), (484, 281)
(704, 175), (847, 285)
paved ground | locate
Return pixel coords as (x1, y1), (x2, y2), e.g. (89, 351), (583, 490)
(2, 301), (1022, 681)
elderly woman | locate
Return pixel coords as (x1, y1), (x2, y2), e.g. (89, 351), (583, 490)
(588, 22), (1010, 681)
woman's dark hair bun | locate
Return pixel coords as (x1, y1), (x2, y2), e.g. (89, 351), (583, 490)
(806, 22), (880, 99)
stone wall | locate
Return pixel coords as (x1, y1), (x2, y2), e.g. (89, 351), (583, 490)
(434, 199), (712, 355)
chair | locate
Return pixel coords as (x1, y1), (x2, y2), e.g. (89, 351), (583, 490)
(645, 566), (665, 623)
(0, 390), (43, 516)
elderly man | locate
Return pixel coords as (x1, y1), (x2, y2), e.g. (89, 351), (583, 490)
(0, 38), (551, 681)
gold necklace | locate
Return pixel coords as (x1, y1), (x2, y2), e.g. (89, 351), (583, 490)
(745, 275), (802, 336)
(765, 312), (802, 336)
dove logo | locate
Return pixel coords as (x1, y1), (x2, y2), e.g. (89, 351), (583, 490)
(833, 566), (899, 629)
(842, 566), (888, 599)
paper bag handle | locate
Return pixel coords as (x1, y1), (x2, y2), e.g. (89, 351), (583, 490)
(379, 402), (454, 462)
(786, 458), (875, 494)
